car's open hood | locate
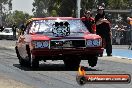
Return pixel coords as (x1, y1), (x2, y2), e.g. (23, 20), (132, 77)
(31, 33), (101, 41)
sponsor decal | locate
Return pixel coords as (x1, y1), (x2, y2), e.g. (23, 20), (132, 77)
(52, 22), (70, 37)
(76, 66), (131, 85)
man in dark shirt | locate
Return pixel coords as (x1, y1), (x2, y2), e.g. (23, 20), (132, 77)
(95, 6), (112, 56)
(81, 10), (96, 33)
(12, 23), (17, 40)
(0, 26), (4, 32)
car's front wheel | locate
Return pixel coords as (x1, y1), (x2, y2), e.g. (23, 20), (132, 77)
(31, 56), (39, 68)
(88, 56), (98, 67)
(63, 56), (81, 70)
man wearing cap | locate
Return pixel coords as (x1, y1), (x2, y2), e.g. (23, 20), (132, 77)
(95, 6), (112, 56)
(81, 10), (96, 33)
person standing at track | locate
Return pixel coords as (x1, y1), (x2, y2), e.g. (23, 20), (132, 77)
(81, 10), (96, 33)
(12, 23), (17, 40)
(95, 6), (112, 56)
(0, 25), (4, 32)
(19, 24), (25, 35)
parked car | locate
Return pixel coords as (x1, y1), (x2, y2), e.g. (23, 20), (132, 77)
(0, 28), (14, 40)
(15, 17), (104, 69)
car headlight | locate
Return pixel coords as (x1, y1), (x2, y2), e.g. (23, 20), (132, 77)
(86, 39), (101, 47)
(32, 41), (49, 48)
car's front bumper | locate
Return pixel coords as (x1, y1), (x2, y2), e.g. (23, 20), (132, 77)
(0, 35), (13, 40)
(31, 48), (104, 58)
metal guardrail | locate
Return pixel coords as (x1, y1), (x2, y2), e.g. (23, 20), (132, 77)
(92, 9), (132, 13)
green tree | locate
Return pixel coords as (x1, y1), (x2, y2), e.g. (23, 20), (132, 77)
(0, 0), (12, 26)
(32, 0), (131, 17)
(48, 0), (62, 16)
(81, 0), (94, 10)
(0, 0), (12, 13)
(107, 0), (129, 9)
(50, 10), (58, 17)
(32, 0), (76, 17)
(32, 0), (55, 17)
(80, 0), (97, 17)
(58, 0), (76, 17)
(0, 0), (11, 4)
(5, 10), (33, 27)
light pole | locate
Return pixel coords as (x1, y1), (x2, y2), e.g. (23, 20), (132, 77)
(76, 0), (81, 18)
(0, 3), (2, 26)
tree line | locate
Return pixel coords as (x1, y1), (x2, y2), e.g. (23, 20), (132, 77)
(32, 0), (132, 17)
(0, 0), (132, 27)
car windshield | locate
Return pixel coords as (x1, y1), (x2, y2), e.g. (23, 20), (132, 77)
(28, 19), (89, 34)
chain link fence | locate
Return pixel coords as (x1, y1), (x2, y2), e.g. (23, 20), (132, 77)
(54, 1), (132, 45)
(47, 0), (76, 17)
(35, 0), (132, 45)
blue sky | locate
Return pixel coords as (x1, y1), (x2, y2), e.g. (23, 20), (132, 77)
(12, 0), (34, 15)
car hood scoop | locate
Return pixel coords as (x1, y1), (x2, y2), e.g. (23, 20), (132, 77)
(43, 32), (88, 38)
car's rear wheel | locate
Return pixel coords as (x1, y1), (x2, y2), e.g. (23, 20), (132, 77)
(15, 46), (31, 67)
(63, 56), (81, 70)
(31, 56), (39, 68)
(88, 56), (98, 67)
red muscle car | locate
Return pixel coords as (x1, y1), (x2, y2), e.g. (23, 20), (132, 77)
(15, 17), (104, 69)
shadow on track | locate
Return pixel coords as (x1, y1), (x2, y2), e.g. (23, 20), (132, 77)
(13, 63), (102, 71)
